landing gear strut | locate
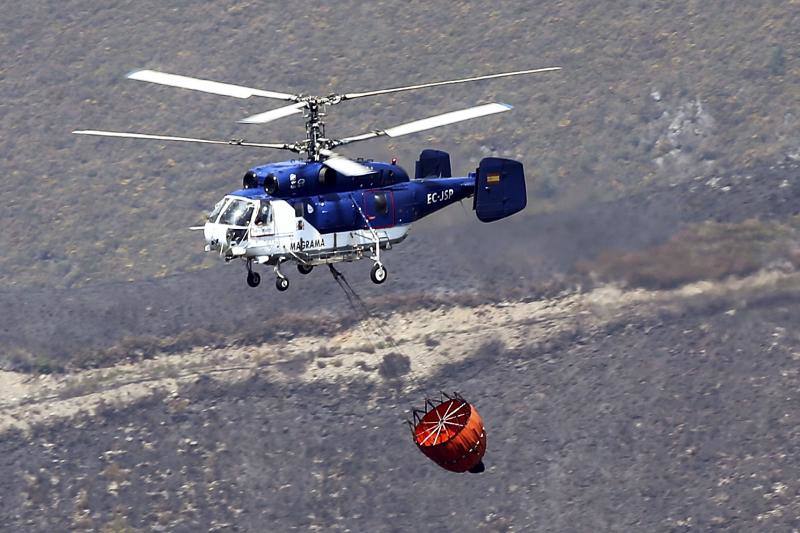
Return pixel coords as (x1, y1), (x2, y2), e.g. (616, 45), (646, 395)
(350, 192), (389, 286)
(370, 263), (387, 284)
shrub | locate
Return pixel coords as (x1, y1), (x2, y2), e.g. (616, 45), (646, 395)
(377, 353), (411, 380)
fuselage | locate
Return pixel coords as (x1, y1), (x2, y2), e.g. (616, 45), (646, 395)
(203, 158), (475, 265)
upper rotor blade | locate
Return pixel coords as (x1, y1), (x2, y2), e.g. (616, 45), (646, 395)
(336, 102), (513, 146)
(238, 102), (308, 124)
(72, 130), (293, 150)
(340, 66), (561, 101)
(319, 149), (373, 176)
(127, 69), (299, 101)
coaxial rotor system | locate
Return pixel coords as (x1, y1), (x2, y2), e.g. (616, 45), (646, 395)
(74, 66), (560, 176)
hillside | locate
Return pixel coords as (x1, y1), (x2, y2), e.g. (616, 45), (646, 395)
(3, 3), (800, 531)
(3, 269), (800, 531)
(0, 1), (798, 288)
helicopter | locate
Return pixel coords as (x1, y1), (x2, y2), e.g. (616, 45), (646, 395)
(74, 66), (560, 291)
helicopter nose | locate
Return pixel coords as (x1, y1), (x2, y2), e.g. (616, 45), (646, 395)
(203, 223), (214, 245)
(203, 222), (227, 250)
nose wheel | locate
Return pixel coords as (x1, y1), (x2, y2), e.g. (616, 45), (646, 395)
(370, 263), (387, 284)
(246, 270), (261, 288)
(246, 259), (261, 288)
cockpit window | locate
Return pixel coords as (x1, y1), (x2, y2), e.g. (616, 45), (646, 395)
(219, 199), (254, 226)
(255, 201), (273, 225)
(207, 199), (227, 223)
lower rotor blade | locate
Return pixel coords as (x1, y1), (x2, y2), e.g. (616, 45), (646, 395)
(238, 102), (307, 124)
(72, 130), (292, 150)
(319, 150), (373, 176)
(384, 102), (512, 137)
(335, 102), (512, 146)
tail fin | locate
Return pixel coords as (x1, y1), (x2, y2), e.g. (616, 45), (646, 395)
(415, 149), (452, 179)
(473, 157), (527, 222)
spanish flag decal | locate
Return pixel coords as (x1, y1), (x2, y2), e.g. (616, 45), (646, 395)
(487, 173), (501, 185)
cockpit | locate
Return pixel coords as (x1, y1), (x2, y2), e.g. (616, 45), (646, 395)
(209, 198), (254, 227)
(204, 196), (274, 252)
(208, 197), (274, 225)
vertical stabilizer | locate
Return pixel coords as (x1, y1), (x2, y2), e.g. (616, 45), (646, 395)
(415, 149), (452, 179)
(473, 158), (527, 222)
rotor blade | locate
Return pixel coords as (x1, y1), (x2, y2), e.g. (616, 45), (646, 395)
(238, 102), (308, 124)
(127, 69), (299, 101)
(384, 102), (512, 137)
(336, 102), (512, 146)
(72, 130), (294, 150)
(319, 149), (373, 176)
(340, 66), (561, 101)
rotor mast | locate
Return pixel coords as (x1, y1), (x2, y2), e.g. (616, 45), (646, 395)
(303, 99), (328, 161)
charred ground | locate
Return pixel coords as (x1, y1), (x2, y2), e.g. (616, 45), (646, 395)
(2, 275), (800, 531)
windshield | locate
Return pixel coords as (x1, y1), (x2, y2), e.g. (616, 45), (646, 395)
(219, 199), (254, 226)
(207, 199), (227, 223)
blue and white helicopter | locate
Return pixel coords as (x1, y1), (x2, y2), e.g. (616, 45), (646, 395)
(74, 66), (560, 291)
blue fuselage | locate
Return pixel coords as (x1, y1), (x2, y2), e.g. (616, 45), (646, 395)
(230, 159), (475, 233)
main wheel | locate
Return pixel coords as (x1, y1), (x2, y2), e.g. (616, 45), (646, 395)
(246, 271), (261, 288)
(275, 276), (290, 292)
(297, 264), (314, 275)
(370, 263), (387, 284)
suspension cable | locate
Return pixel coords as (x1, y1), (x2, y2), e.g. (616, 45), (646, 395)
(328, 264), (423, 395)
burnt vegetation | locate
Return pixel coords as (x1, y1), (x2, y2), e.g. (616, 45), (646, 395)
(3, 296), (800, 531)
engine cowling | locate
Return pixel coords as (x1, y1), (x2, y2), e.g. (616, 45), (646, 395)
(243, 160), (410, 198)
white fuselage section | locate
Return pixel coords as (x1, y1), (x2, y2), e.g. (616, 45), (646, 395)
(204, 197), (410, 267)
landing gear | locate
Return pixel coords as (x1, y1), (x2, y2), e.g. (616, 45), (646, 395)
(274, 260), (289, 292)
(246, 271), (261, 288)
(297, 264), (314, 275)
(370, 263), (387, 284)
(275, 276), (290, 291)
(246, 259), (261, 288)
(349, 192), (388, 286)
